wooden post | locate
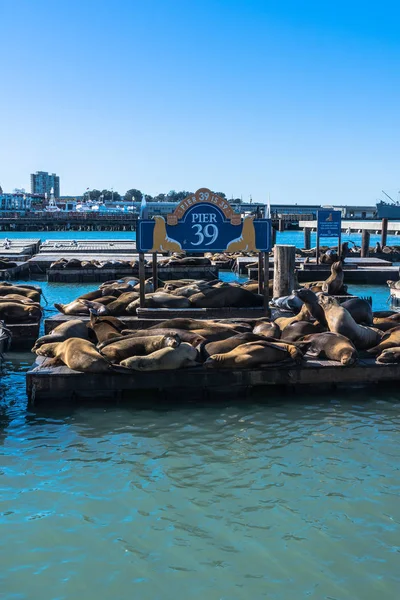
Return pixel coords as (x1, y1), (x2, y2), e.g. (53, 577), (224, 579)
(361, 230), (370, 257)
(304, 227), (311, 250)
(272, 226), (277, 247)
(273, 245), (296, 298)
(258, 252), (264, 294)
(316, 234), (320, 265)
(263, 252), (270, 315)
(152, 252), (158, 291)
(381, 218), (388, 248)
(278, 219), (284, 232)
(138, 252), (145, 308)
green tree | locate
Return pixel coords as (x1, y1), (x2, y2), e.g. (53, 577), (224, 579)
(86, 189), (101, 200)
(124, 188), (143, 202)
(101, 189), (121, 202)
(215, 191), (227, 199)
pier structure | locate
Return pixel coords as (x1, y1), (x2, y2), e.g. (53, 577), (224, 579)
(300, 219), (400, 236)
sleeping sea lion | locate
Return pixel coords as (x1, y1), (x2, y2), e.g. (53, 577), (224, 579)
(126, 293), (191, 313)
(104, 292), (140, 316)
(201, 332), (276, 359)
(318, 295), (382, 350)
(252, 321), (281, 338)
(341, 297), (373, 325)
(366, 326), (400, 355)
(376, 347), (400, 364)
(101, 334), (180, 363)
(0, 302), (41, 323)
(149, 318), (247, 333)
(280, 320), (325, 342)
(89, 314), (125, 343)
(373, 313), (400, 331)
(120, 342), (198, 370)
(205, 340), (302, 369)
(190, 286), (262, 308)
(0, 294), (37, 304)
(55, 299), (109, 316)
(32, 319), (89, 351)
(275, 304), (312, 330)
(78, 290), (105, 301)
(0, 285), (40, 302)
(37, 338), (111, 373)
(297, 332), (357, 365)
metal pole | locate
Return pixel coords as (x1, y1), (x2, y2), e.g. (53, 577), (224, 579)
(152, 252), (158, 292)
(139, 252), (145, 308)
(258, 252), (264, 294)
(381, 218), (388, 248)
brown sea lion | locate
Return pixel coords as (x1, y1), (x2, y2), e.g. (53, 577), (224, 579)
(376, 347), (400, 364)
(32, 319), (89, 351)
(100, 283), (134, 297)
(318, 295), (382, 350)
(202, 332), (276, 359)
(77, 290), (104, 301)
(373, 310), (398, 318)
(252, 321), (281, 338)
(105, 292), (140, 316)
(275, 304), (312, 330)
(322, 261), (344, 295)
(0, 294), (37, 304)
(297, 332), (357, 365)
(55, 299), (110, 316)
(205, 340), (302, 369)
(0, 285), (40, 302)
(126, 293), (191, 313)
(341, 297), (373, 325)
(98, 328), (205, 350)
(120, 342), (198, 370)
(0, 302), (41, 323)
(366, 326), (400, 355)
(101, 334), (180, 363)
(37, 338), (111, 373)
(372, 313), (400, 331)
(280, 320), (325, 342)
(293, 288), (328, 326)
(89, 314), (125, 343)
(190, 286), (262, 308)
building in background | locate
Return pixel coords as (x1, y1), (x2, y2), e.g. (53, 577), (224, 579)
(30, 171), (60, 198)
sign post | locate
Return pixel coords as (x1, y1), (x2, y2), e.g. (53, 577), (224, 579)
(137, 188), (273, 311)
(316, 210), (342, 265)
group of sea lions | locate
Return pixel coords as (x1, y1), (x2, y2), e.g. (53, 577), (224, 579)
(54, 277), (266, 317)
(32, 284), (400, 373)
(0, 282), (42, 323)
(50, 258), (138, 270)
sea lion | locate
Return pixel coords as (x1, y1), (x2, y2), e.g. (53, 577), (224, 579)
(274, 304), (312, 330)
(297, 332), (357, 365)
(205, 340), (302, 369)
(149, 318), (248, 333)
(366, 326), (400, 355)
(37, 338), (111, 373)
(0, 302), (41, 323)
(387, 280), (400, 290)
(32, 319), (89, 351)
(55, 299), (110, 316)
(98, 328), (205, 350)
(120, 342), (198, 370)
(101, 334), (180, 363)
(318, 295), (382, 350)
(226, 216), (258, 252)
(0, 294), (37, 304)
(150, 216), (182, 253)
(373, 313), (400, 331)
(252, 321), (281, 338)
(190, 286), (262, 308)
(104, 292), (140, 316)
(202, 332), (275, 359)
(293, 288), (328, 326)
(0, 285), (40, 302)
(89, 314), (125, 343)
(280, 320), (325, 342)
(341, 297), (373, 325)
(167, 257), (211, 266)
(77, 290), (105, 301)
(322, 261), (344, 295)
(126, 293), (191, 313)
(376, 347), (400, 364)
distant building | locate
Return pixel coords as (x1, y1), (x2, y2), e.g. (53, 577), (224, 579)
(0, 192), (39, 211)
(322, 205), (377, 219)
(30, 171), (60, 198)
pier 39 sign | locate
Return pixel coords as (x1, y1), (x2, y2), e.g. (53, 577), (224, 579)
(137, 188), (272, 253)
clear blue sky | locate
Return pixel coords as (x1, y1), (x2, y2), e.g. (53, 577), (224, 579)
(1, 0), (400, 205)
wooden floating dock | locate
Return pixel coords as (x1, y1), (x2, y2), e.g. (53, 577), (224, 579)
(39, 239), (136, 253)
(46, 264), (219, 283)
(26, 356), (400, 403)
(7, 322), (40, 350)
(300, 219), (400, 234)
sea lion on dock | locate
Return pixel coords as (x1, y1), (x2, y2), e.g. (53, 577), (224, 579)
(252, 321), (281, 338)
(205, 340), (302, 369)
(37, 338), (111, 373)
(376, 347), (400, 364)
(103, 292), (140, 316)
(0, 285), (40, 302)
(322, 261), (345, 295)
(98, 328), (205, 350)
(77, 290), (105, 301)
(280, 320), (325, 342)
(32, 319), (89, 351)
(275, 304), (312, 330)
(120, 342), (198, 370)
(149, 318), (248, 333)
(189, 286), (262, 308)
(101, 334), (180, 363)
(126, 293), (191, 313)
(297, 332), (357, 365)
(318, 294), (382, 350)
(341, 297), (373, 325)
(366, 326), (400, 355)
(0, 294), (38, 304)
(0, 302), (41, 323)
(373, 313), (400, 331)
(89, 314), (125, 343)
(55, 299), (110, 316)
(202, 332), (274, 359)
(293, 288), (328, 326)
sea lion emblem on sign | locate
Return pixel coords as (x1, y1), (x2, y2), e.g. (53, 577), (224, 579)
(150, 216), (182, 252)
(226, 216), (259, 252)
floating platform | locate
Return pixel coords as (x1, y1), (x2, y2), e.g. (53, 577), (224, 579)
(46, 264), (219, 283)
(7, 322), (40, 350)
(248, 264), (399, 284)
(0, 238), (41, 256)
(0, 261), (31, 280)
(26, 356), (400, 403)
(39, 239), (136, 254)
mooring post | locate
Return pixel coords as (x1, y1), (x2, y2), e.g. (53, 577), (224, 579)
(139, 252), (145, 308)
(361, 230), (370, 257)
(263, 252), (270, 315)
(152, 252), (158, 292)
(258, 253), (264, 294)
(304, 227), (311, 250)
(381, 218), (388, 248)
(278, 219), (284, 232)
(272, 226), (277, 247)
(273, 245), (296, 298)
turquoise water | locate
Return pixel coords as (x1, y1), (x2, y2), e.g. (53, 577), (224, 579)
(0, 236), (399, 599)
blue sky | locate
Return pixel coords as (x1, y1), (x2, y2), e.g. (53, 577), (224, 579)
(1, 0), (399, 205)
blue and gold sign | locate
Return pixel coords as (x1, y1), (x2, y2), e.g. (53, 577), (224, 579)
(317, 210), (342, 238)
(137, 188), (272, 253)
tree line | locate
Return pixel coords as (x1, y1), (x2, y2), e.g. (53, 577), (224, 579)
(83, 189), (244, 204)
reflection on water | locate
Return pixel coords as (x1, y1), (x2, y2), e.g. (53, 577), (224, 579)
(1, 355), (400, 599)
